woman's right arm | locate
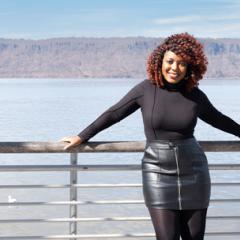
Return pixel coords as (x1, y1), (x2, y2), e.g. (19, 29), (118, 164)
(60, 80), (146, 150)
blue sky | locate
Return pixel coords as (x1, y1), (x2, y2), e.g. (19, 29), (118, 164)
(0, 0), (240, 39)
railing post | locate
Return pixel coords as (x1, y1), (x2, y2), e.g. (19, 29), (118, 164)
(69, 152), (78, 240)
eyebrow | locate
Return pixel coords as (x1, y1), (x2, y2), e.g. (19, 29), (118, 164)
(166, 58), (186, 62)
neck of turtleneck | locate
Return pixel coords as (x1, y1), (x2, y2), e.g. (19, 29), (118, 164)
(162, 77), (186, 91)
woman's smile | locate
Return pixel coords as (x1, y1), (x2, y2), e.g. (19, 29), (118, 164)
(168, 72), (179, 79)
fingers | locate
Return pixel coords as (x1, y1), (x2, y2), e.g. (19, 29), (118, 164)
(59, 137), (71, 143)
(59, 137), (72, 150)
(59, 136), (82, 150)
(64, 142), (76, 150)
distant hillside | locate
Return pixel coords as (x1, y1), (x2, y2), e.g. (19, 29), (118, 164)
(0, 37), (239, 78)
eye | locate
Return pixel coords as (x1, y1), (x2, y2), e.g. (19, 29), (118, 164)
(179, 62), (187, 67)
(166, 60), (173, 64)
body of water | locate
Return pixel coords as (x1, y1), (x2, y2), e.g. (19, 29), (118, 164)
(0, 78), (239, 239)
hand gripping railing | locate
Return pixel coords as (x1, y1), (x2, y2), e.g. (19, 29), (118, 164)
(0, 141), (240, 239)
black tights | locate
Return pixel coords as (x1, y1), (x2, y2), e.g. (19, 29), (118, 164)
(148, 208), (208, 240)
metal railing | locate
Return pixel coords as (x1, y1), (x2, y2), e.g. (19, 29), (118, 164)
(0, 140), (240, 239)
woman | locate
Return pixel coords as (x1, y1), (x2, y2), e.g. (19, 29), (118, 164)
(61, 33), (240, 240)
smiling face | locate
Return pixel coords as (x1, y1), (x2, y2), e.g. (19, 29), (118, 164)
(161, 51), (188, 84)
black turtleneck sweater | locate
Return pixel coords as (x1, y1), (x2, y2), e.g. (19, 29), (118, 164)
(78, 79), (240, 142)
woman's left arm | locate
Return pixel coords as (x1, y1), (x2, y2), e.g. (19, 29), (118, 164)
(198, 89), (240, 138)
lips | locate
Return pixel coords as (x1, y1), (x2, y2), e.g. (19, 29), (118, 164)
(168, 72), (179, 78)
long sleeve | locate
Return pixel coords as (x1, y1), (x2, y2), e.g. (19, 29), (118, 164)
(78, 80), (145, 142)
(197, 89), (240, 137)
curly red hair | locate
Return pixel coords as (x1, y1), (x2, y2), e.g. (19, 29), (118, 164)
(147, 32), (208, 91)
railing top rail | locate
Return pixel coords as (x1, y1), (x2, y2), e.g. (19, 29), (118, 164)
(0, 141), (240, 153)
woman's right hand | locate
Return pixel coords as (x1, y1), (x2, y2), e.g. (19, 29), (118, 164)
(59, 135), (83, 150)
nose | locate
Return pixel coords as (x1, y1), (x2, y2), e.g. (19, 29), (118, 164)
(171, 62), (178, 71)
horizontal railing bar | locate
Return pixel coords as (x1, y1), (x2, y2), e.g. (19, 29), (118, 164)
(0, 141), (240, 153)
(0, 183), (143, 188)
(0, 184), (70, 189)
(1, 164), (240, 172)
(0, 141), (145, 153)
(209, 164), (240, 170)
(206, 232), (240, 236)
(0, 232), (240, 239)
(0, 233), (155, 239)
(0, 200), (144, 206)
(1, 215), (240, 223)
(0, 164), (141, 171)
(1, 182), (240, 189)
(1, 198), (240, 206)
(211, 198), (240, 202)
(207, 216), (240, 219)
(0, 217), (150, 223)
(211, 182), (240, 186)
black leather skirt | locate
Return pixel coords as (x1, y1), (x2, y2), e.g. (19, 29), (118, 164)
(142, 137), (211, 210)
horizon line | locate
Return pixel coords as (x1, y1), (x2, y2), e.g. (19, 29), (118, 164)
(0, 36), (240, 41)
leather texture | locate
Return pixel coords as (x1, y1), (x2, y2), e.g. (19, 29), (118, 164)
(142, 138), (211, 210)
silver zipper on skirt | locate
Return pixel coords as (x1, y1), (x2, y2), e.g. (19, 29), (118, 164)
(173, 146), (182, 210)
